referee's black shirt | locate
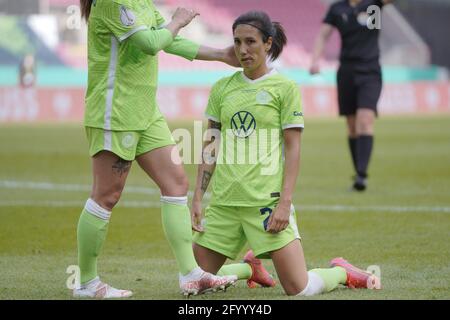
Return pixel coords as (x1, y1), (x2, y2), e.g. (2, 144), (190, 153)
(324, 0), (385, 66)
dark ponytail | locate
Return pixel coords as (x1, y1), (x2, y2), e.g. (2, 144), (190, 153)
(80, 0), (93, 21)
(232, 11), (287, 61)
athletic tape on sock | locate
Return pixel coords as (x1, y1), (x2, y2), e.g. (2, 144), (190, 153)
(297, 271), (325, 296)
(160, 196), (188, 205)
(85, 198), (111, 221)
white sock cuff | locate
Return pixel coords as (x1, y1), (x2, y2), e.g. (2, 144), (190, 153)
(160, 196), (188, 206)
(297, 271), (325, 296)
(85, 198), (111, 221)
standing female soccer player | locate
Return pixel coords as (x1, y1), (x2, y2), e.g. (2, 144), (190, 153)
(310, 0), (394, 191)
(190, 11), (381, 296)
(74, 0), (240, 298)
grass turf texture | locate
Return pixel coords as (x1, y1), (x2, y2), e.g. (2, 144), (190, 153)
(0, 116), (449, 299)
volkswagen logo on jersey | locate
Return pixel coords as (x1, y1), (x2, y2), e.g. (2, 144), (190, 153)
(231, 111), (256, 138)
(120, 6), (136, 27)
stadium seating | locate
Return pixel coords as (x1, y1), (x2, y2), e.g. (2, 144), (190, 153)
(162, 0), (340, 69)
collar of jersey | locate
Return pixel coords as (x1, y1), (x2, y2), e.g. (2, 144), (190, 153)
(240, 69), (278, 84)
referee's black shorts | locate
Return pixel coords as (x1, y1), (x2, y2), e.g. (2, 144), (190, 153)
(337, 62), (382, 116)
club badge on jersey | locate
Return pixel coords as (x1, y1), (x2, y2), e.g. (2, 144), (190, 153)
(120, 5), (136, 26)
(256, 90), (272, 104)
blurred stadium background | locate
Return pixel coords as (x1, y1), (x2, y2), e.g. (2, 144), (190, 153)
(0, 0), (450, 122)
(0, 0), (449, 300)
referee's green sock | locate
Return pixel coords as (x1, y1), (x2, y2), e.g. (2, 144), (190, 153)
(161, 196), (198, 276)
(77, 199), (111, 284)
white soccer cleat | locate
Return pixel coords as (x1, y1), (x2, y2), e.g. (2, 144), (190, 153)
(179, 267), (237, 296)
(73, 277), (133, 299)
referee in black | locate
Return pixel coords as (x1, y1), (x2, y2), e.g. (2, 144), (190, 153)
(310, 0), (394, 191)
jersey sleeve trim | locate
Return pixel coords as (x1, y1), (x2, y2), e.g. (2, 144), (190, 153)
(282, 124), (305, 130)
(118, 26), (149, 42)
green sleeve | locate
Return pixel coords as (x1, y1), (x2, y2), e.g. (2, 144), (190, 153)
(151, 6), (199, 60)
(101, 1), (149, 43)
(280, 81), (305, 130)
(164, 36), (201, 61)
(128, 29), (174, 55)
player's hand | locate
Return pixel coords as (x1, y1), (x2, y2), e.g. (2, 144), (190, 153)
(309, 62), (320, 75)
(172, 8), (199, 29)
(191, 200), (204, 232)
(266, 201), (291, 234)
(222, 46), (241, 68)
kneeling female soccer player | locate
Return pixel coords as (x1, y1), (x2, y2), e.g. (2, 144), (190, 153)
(191, 11), (381, 296)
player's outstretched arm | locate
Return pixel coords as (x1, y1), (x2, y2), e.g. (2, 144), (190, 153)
(164, 38), (240, 67)
(191, 120), (221, 232)
(155, 7), (239, 66)
(195, 45), (240, 67)
(165, 7), (200, 37)
(128, 7), (198, 56)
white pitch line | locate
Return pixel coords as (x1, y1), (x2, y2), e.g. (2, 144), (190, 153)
(300, 205), (450, 213)
(1, 180), (450, 213)
(0, 179), (196, 197)
(0, 200), (449, 213)
(0, 200), (162, 208)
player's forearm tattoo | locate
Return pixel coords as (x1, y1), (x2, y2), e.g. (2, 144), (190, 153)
(201, 171), (212, 193)
(112, 158), (131, 177)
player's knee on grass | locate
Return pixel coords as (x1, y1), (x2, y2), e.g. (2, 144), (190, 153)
(295, 272), (326, 296)
(279, 277), (308, 296)
(283, 282), (307, 296)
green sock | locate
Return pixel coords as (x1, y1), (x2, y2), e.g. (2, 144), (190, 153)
(77, 209), (109, 284)
(309, 267), (347, 292)
(161, 201), (198, 275)
(217, 263), (252, 280)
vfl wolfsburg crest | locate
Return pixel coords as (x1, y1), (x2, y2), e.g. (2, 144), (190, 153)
(120, 6), (136, 27)
(256, 90), (272, 104)
(231, 111), (256, 138)
(121, 133), (135, 148)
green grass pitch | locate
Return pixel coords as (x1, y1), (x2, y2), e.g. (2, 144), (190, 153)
(0, 116), (449, 300)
